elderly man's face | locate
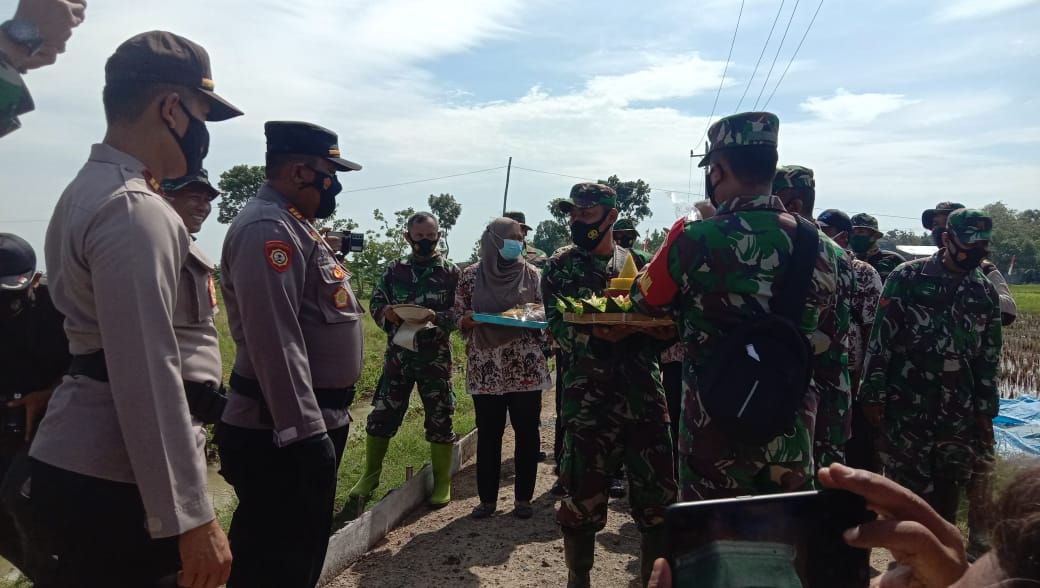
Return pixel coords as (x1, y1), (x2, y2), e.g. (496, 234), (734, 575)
(167, 185), (214, 234)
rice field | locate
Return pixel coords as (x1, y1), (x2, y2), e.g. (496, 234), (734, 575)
(999, 306), (1039, 399)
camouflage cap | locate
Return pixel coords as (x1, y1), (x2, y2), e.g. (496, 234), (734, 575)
(947, 209), (993, 244)
(612, 218), (639, 234)
(557, 182), (617, 213)
(503, 210), (533, 231)
(161, 167), (220, 199)
(850, 213), (881, 235)
(698, 111), (780, 167)
(772, 165), (815, 193)
(921, 201), (968, 230)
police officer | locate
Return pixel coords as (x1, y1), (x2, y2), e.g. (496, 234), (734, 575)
(542, 183), (676, 587)
(0, 234), (69, 578)
(346, 212), (460, 515)
(922, 201), (1016, 556)
(217, 121), (363, 587)
(611, 218), (652, 265)
(860, 209), (1002, 526)
(816, 209), (884, 473)
(29, 31), (241, 587)
(772, 166), (857, 470)
(849, 213), (907, 283)
(503, 210), (548, 268)
(632, 112), (847, 501)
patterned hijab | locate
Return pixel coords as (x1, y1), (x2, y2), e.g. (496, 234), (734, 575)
(471, 217), (540, 349)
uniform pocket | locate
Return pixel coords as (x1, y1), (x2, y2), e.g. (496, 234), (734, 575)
(179, 246), (218, 324)
(317, 258), (362, 325)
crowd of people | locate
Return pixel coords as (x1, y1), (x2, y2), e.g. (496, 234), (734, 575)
(0, 3), (1037, 587)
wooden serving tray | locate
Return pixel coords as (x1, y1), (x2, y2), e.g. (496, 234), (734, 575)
(563, 312), (673, 325)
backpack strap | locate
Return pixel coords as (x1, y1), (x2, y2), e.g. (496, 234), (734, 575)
(771, 216), (820, 322)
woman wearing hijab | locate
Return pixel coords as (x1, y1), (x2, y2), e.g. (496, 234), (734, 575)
(455, 217), (551, 519)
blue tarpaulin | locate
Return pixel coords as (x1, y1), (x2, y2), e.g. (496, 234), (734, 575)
(994, 396), (1040, 456)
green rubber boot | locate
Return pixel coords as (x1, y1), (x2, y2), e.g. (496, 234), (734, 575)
(343, 435), (391, 519)
(640, 527), (669, 586)
(563, 530), (595, 588)
(429, 442), (454, 508)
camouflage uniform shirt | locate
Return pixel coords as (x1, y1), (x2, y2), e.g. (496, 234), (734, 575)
(862, 247), (906, 283)
(632, 194), (849, 498)
(860, 251), (1002, 493)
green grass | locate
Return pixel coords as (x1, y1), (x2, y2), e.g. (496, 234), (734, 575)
(212, 294), (476, 530)
(1009, 284), (1040, 315)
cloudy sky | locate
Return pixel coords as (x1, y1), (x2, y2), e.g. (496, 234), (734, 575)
(2, 0), (1038, 264)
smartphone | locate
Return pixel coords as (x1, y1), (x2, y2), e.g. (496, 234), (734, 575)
(328, 230), (365, 253)
(666, 489), (873, 588)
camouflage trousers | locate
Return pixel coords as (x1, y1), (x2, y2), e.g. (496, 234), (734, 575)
(880, 421), (975, 496)
(556, 414), (677, 534)
(366, 346), (456, 444)
(679, 380), (817, 500)
(813, 379), (851, 469)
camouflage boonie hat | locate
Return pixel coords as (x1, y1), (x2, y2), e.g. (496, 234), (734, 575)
(503, 210), (533, 231)
(772, 165), (815, 193)
(947, 209), (993, 244)
(557, 182), (617, 213)
(161, 167), (220, 199)
(850, 213), (881, 235)
(921, 201), (967, 230)
(612, 218), (639, 234)
(698, 111), (780, 166)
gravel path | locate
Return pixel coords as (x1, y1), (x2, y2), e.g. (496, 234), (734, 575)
(326, 390), (892, 587)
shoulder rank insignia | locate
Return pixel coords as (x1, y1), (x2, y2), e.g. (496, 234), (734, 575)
(265, 240), (292, 272)
(332, 265), (346, 280)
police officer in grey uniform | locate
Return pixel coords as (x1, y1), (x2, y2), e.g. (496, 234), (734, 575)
(28, 31), (241, 588)
(216, 121), (364, 588)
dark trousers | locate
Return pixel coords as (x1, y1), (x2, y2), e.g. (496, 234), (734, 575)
(553, 352), (568, 471)
(25, 458), (180, 588)
(0, 440), (29, 576)
(846, 402), (881, 473)
(216, 423), (348, 588)
(662, 362), (682, 469)
(473, 392), (542, 504)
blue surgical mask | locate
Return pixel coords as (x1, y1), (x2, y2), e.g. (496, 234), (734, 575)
(499, 238), (524, 261)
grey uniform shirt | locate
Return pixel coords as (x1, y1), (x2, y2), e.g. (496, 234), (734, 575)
(220, 183), (364, 447)
(33, 144), (214, 538)
(175, 241), (222, 386)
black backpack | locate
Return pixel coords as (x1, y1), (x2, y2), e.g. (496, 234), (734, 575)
(696, 216), (819, 444)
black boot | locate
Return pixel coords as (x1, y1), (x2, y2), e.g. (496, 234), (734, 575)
(563, 530), (595, 588)
(640, 527), (669, 586)
(929, 479), (961, 525)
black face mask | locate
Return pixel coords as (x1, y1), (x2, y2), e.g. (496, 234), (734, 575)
(947, 236), (987, 271)
(0, 291), (28, 322)
(570, 212), (610, 251)
(168, 102), (209, 177)
(616, 236), (637, 249)
(931, 228), (946, 248)
(705, 169), (720, 207)
(308, 167), (342, 219)
(411, 238), (439, 257)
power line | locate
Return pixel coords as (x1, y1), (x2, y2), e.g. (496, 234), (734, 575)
(734, 0), (786, 113)
(511, 165), (698, 196)
(340, 166), (507, 193)
(694, 0), (745, 151)
(754, 0), (801, 110)
(763, 0), (825, 109)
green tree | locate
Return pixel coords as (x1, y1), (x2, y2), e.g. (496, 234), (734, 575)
(598, 174), (653, 224)
(346, 208), (414, 296)
(983, 202), (1040, 276)
(645, 228), (667, 254)
(532, 218), (570, 257)
(216, 165), (266, 223)
(878, 229), (931, 251)
(427, 193), (462, 257)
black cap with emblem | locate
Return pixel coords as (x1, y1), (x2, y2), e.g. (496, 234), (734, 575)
(265, 121), (363, 172)
(105, 30), (243, 122)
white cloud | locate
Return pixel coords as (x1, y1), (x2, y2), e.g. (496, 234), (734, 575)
(935, 0), (1040, 21)
(799, 88), (917, 125)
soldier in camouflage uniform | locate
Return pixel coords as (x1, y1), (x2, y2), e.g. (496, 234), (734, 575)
(346, 212), (461, 515)
(612, 218), (652, 265)
(922, 201), (1017, 554)
(849, 213), (907, 283)
(542, 183), (676, 588)
(816, 209), (884, 473)
(773, 166), (856, 470)
(503, 210), (548, 268)
(860, 209), (1002, 526)
(632, 112), (847, 501)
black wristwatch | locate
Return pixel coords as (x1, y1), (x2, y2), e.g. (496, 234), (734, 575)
(0, 19), (44, 58)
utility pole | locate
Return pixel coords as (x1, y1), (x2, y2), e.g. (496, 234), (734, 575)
(501, 156), (512, 215)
